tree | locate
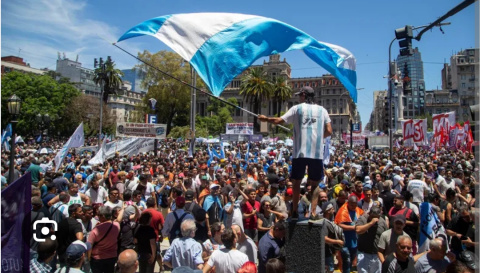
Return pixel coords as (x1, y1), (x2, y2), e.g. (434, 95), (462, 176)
(272, 76), (292, 134)
(239, 67), (273, 132)
(63, 94), (116, 137)
(168, 125), (209, 139)
(1, 71), (80, 136)
(196, 97), (238, 136)
(416, 113), (433, 131)
(136, 50), (205, 135)
(93, 59), (124, 103)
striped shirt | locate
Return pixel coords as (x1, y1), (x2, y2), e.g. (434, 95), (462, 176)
(281, 103), (331, 160)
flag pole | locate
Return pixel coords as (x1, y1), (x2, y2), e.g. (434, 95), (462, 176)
(112, 43), (291, 132)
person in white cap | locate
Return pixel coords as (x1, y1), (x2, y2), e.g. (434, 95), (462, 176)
(259, 86), (332, 222)
(55, 240), (91, 273)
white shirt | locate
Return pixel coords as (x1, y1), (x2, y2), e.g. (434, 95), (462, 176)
(104, 200), (123, 209)
(281, 103), (331, 160)
(436, 176), (455, 196)
(406, 179), (430, 203)
(85, 186), (108, 204)
(207, 249), (248, 273)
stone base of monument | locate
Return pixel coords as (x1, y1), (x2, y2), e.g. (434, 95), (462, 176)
(285, 219), (326, 273)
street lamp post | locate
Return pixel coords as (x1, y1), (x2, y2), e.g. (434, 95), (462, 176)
(7, 94), (21, 184)
(36, 113), (50, 145)
(94, 56), (112, 149)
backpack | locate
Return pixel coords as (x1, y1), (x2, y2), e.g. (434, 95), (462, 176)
(169, 212), (188, 243)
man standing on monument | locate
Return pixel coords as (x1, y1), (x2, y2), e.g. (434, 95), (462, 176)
(259, 86), (332, 221)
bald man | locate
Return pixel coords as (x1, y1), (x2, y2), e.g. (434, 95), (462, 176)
(232, 224), (258, 264)
(117, 249), (138, 273)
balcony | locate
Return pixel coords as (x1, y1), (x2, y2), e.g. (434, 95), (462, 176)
(425, 102), (460, 107)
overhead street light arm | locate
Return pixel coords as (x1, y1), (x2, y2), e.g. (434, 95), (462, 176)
(414, 0), (474, 41)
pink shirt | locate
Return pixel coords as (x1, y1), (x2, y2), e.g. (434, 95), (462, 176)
(88, 221), (120, 260)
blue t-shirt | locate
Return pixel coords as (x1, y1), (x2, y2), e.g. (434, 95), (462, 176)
(343, 210), (358, 248)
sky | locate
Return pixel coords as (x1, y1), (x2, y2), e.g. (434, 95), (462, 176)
(1, 0), (477, 126)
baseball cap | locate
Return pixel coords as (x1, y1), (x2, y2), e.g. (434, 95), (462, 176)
(321, 201), (334, 213)
(270, 183), (279, 189)
(185, 190), (195, 200)
(332, 167), (339, 172)
(393, 214), (406, 224)
(294, 86), (315, 97)
(319, 183), (327, 189)
(341, 179), (350, 186)
(175, 196), (186, 208)
(458, 250), (477, 270)
(394, 166), (401, 171)
(66, 240), (91, 260)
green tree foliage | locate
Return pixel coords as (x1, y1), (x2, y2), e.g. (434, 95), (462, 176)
(136, 50), (205, 134)
(168, 125), (209, 139)
(239, 67), (273, 131)
(93, 59), (124, 103)
(196, 97), (238, 136)
(1, 71), (80, 136)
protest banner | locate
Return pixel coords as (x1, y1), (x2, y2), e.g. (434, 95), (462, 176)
(116, 122), (167, 139)
(401, 119), (428, 146)
(225, 123), (254, 135)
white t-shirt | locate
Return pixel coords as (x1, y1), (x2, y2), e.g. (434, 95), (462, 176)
(406, 179), (430, 203)
(104, 200), (123, 209)
(436, 176), (455, 196)
(281, 103), (331, 160)
(85, 186), (108, 204)
(207, 249), (248, 273)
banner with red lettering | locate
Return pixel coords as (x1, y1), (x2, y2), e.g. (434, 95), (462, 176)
(432, 111), (455, 147)
(342, 133), (365, 146)
(401, 119), (428, 146)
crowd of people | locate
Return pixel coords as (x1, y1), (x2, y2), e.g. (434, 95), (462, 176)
(1, 134), (478, 273)
(0, 87), (478, 273)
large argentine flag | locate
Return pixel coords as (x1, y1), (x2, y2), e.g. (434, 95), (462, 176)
(118, 13), (358, 102)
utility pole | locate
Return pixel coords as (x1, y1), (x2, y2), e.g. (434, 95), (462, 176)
(94, 56), (112, 149)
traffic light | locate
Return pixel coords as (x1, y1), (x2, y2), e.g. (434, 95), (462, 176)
(395, 25), (413, 56)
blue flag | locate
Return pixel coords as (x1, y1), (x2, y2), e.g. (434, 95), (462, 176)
(36, 135), (42, 143)
(207, 145), (213, 166)
(1, 173), (32, 273)
(1, 123), (12, 145)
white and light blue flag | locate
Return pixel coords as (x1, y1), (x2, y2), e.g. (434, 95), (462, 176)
(54, 123), (84, 172)
(118, 13), (358, 102)
(1, 124), (12, 145)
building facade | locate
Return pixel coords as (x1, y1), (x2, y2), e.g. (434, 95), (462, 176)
(396, 47), (426, 119)
(55, 57), (144, 123)
(368, 90), (388, 133)
(1, 56), (47, 75)
(441, 48), (479, 122)
(196, 54), (358, 136)
(121, 68), (147, 93)
(107, 81), (145, 123)
(55, 57), (101, 96)
(425, 89), (460, 116)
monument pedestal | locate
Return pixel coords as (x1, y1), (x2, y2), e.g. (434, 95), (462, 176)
(285, 220), (326, 273)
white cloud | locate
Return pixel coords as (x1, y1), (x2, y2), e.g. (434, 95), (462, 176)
(1, 0), (145, 70)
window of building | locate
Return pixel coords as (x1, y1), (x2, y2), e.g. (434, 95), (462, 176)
(294, 83), (298, 88)
(462, 83), (466, 88)
(300, 83), (304, 87)
(333, 119), (336, 125)
(461, 74), (467, 80)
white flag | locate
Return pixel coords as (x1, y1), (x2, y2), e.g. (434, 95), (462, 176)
(54, 123), (84, 172)
(88, 137), (107, 165)
(414, 143), (419, 151)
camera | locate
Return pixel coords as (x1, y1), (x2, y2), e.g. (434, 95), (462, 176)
(33, 217), (57, 242)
